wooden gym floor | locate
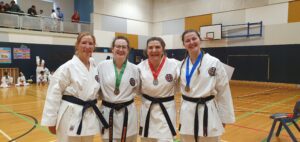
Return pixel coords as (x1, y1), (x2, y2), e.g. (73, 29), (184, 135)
(0, 81), (299, 142)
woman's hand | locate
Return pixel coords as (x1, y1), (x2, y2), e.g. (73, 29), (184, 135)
(48, 126), (56, 134)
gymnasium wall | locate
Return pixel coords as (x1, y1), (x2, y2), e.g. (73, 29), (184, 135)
(152, 0), (300, 49)
(93, 0), (152, 22)
(134, 44), (300, 84)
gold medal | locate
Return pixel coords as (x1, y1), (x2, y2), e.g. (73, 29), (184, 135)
(114, 88), (120, 95)
(185, 86), (190, 92)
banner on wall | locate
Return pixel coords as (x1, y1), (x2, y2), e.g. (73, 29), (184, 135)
(13, 45), (30, 59)
(0, 47), (12, 63)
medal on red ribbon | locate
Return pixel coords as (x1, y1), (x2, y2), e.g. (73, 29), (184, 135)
(148, 56), (166, 86)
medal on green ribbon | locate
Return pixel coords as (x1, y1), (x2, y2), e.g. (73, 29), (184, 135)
(113, 60), (127, 95)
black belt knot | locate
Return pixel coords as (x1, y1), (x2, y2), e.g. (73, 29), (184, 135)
(182, 95), (215, 142)
(102, 99), (134, 142)
(142, 94), (176, 137)
(62, 95), (109, 135)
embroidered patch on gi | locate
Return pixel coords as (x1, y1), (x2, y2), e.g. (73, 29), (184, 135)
(129, 78), (135, 86)
(208, 67), (216, 76)
(69, 125), (74, 131)
(95, 75), (100, 83)
(139, 126), (143, 135)
(165, 74), (173, 82)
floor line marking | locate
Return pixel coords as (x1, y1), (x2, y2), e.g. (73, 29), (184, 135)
(236, 94), (299, 120)
(0, 128), (16, 142)
(0, 103), (52, 135)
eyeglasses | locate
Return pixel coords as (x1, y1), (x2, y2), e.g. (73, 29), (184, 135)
(114, 45), (128, 49)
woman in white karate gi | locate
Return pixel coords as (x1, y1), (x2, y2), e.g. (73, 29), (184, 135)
(138, 37), (179, 142)
(41, 32), (108, 142)
(98, 36), (140, 142)
(178, 29), (235, 142)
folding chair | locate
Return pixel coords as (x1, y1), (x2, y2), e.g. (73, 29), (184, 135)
(267, 100), (300, 142)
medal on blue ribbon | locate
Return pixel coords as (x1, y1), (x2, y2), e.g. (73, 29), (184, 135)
(185, 51), (203, 92)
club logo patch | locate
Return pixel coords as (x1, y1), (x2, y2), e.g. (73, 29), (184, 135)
(95, 75), (100, 83)
(165, 74), (173, 82)
(130, 78), (135, 86)
(208, 67), (216, 76)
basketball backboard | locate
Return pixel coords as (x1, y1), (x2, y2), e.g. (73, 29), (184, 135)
(200, 24), (222, 40)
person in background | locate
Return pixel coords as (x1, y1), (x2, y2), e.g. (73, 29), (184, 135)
(71, 10), (80, 23)
(98, 36), (140, 142)
(50, 9), (57, 19)
(50, 9), (58, 31)
(9, 0), (21, 13)
(0, 71), (13, 88)
(4, 3), (10, 12)
(15, 72), (29, 86)
(37, 71), (47, 86)
(56, 7), (64, 21)
(0, 1), (5, 13)
(41, 32), (108, 142)
(178, 29), (235, 142)
(138, 37), (179, 142)
(27, 5), (37, 16)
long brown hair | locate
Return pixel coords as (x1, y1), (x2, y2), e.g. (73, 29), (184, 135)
(178, 29), (202, 83)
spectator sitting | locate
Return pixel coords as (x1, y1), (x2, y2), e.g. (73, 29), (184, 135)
(15, 72), (29, 86)
(0, 1), (4, 13)
(9, 0), (21, 13)
(71, 10), (80, 23)
(27, 5), (37, 16)
(4, 3), (10, 12)
(0, 71), (13, 88)
(56, 7), (64, 21)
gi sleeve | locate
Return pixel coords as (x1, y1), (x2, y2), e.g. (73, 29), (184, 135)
(215, 61), (235, 124)
(41, 65), (71, 126)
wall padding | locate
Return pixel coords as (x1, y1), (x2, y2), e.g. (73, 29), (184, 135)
(185, 14), (212, 31)
(288, 0), (300, 23)
(115, 33), (138, 49)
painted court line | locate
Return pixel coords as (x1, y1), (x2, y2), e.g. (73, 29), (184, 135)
(0, 129), (16, 142)
(236, 94), (299, 120)
(0, 103), (51, 135)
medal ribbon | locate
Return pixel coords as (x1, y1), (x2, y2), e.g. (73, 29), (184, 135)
(148, 56), (166, 81)
(113, 60), (127, 91)
(185, 51), (203, 88)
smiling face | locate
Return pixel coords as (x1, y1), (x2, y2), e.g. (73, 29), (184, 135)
(112, 39), (129, 61)
(147, 40), (164, 63)
(75, 35), (95, 60)
(182, 31), (201, 54)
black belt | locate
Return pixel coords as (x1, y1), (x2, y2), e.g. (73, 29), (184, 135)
(182, 95), (215, 142)
(62, 95), (109, 135)
(102, 99), (134, 142)
(142, 94), (176, 137)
